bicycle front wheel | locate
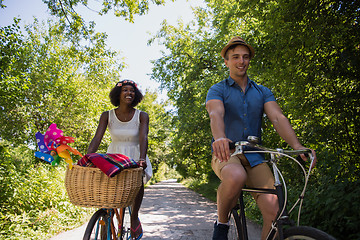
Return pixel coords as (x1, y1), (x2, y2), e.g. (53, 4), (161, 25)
(283, 226), (336, 240)
(115, 207), (132, 240)
(83, 209), (109, 240)
(228, 209), (241, 240)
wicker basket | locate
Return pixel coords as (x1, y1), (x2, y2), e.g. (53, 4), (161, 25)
(65, 165), (143, 208)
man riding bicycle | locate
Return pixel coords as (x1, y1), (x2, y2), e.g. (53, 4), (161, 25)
(206, 36), (316, 240)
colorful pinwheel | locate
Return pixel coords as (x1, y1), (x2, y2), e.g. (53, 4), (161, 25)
(34, 123), (83, 169)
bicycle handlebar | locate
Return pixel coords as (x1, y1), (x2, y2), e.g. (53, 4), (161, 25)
(228, 136), (315, 227)
(229, 136), (312, 157)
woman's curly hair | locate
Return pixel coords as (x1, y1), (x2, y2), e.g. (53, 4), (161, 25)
(109, 80), (143, 107)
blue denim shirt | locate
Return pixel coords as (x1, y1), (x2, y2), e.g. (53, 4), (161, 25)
(206, 77), (276, 167)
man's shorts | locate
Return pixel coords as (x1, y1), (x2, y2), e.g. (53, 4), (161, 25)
(211, 153), (275, 200)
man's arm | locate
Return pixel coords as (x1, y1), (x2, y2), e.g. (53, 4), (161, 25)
(264, 101), (303, 149)
(264, 101), (317, 166)
(206, 99), (231, 162)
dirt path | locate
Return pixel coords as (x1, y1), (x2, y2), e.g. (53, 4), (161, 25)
(50, 179), (261, 239)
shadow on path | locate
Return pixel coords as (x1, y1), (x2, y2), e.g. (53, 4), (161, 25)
(140, 179), (261, 240)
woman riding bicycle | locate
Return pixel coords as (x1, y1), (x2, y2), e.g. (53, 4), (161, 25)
(87, 79), (152, 240)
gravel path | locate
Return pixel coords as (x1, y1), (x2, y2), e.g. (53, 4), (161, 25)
(50, 179), (261, 239)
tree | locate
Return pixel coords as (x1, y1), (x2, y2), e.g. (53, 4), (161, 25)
(137, 89), (172, 173)
(37, 0), (169, 41)
(150, 0), (359, 238)
(149, 16), (225, 178)
(0, 18), (124, 153)
(43, 0), (167, 23)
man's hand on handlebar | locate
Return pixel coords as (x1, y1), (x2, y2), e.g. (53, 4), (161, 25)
(297, 148), (317, 170)
(212, 138), (232, 162)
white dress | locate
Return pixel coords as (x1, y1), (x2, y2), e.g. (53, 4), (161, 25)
(107, 109), (152, 183)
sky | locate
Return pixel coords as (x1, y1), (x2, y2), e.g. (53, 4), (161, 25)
(0, 0), (204, 100)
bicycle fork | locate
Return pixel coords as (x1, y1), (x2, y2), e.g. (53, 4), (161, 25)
(238, 193), (249, 240)
(267, 158), (290, 240)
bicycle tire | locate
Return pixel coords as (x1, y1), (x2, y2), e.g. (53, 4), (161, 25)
(83, 209), (109, 240)
(228, 209), (241, 240)
(119, 207), (132, 240)
(283, 226), (336, 240)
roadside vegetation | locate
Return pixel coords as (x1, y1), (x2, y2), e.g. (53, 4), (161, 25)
(0, 142), (93, 239)
(1, 0), (359, 240)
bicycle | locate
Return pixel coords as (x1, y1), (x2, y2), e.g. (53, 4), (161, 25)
(227, 136), (336, 240)
(83, 206), (133, 240)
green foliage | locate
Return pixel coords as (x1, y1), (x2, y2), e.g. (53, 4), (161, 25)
(150, 0), (359, 238)
(137, 89), (173, 174)
(150, 17), (225, 178)
(39, 0), (168, 40)
(0, 18), (123, 154)
(43, 0), (166, 23)
(302, 175), (360, 240)
(0, 16), (175, 239)
(182, 175), (219, 203)
(0, 140), (92, 239)
(150, 161), (181, 184)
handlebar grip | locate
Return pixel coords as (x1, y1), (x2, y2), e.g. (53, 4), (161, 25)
(296, 153), (310, 161)
(229, 142), (236, 149)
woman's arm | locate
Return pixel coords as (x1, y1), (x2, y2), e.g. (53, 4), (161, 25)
(138, 111), (149, 168)
(87, 111), (108, 154)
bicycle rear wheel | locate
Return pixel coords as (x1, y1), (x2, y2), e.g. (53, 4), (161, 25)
(283, 226), (336, 240)
(83, 209), (109, 240)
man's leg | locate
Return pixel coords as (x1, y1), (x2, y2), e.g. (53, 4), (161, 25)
(212, 154), (247, 240)
(217, 163), (247, 223)
(256, 193), (278, 240)
(245, 163), (279, 240)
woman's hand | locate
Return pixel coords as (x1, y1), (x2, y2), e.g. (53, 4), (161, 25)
(138, 158), (147, 169)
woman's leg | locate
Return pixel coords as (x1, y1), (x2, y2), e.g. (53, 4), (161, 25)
(131, 183), (144, 239)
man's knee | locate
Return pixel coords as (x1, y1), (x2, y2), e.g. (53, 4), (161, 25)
(257, 194), (279, 220)
(220, 163), (247, 187)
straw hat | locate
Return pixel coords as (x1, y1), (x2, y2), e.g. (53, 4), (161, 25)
(220, 36), (255, 59)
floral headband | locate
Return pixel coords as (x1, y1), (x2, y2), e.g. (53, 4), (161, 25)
(116, 80), (137, 88)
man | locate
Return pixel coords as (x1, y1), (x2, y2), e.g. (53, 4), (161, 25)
(206, 36), (316, 240)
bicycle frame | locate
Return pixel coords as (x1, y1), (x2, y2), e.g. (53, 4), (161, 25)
(230, 138), (314, 240)
(88, 207), (130, 240)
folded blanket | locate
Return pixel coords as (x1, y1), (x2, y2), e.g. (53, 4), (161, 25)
(77, 153), (139, 177)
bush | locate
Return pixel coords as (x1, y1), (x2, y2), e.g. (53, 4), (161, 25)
(301, 175), (360, 240)
(0, 141), (92, 239)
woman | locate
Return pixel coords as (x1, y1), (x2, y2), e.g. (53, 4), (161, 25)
(87, 79), (152, 240)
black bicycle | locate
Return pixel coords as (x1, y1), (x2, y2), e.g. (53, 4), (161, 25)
(227, 136), (336, 240)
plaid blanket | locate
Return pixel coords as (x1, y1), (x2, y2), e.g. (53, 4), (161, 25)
(77, 153), (139, 177)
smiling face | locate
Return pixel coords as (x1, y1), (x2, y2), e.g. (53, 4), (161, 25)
(224, 45), (251, 80)
(120, 84), (135, 105)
